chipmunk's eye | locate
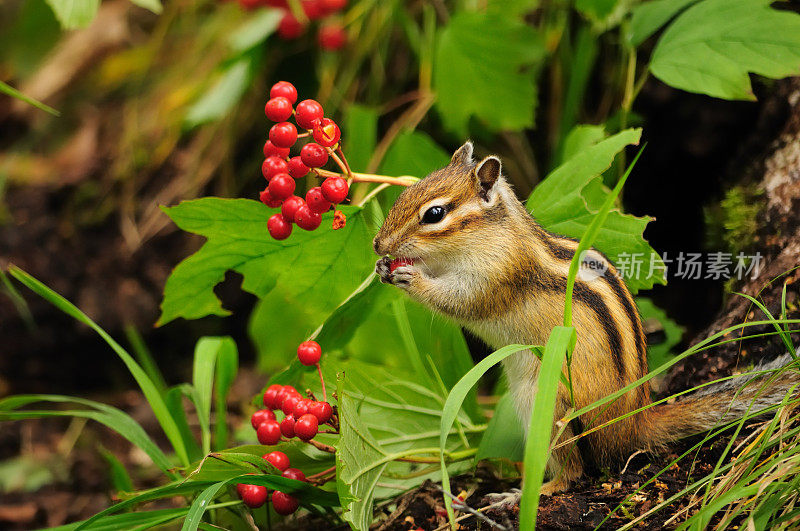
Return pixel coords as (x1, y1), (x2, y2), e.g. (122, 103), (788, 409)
(421, 205), (446, 224)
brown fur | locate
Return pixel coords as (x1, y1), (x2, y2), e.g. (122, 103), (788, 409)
(373, 142), (798, 493)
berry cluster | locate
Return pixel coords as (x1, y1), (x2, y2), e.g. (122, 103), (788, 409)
(235, 1), (347, 51)
(260, 81), (351, 240)
(238, 339), (336, 516)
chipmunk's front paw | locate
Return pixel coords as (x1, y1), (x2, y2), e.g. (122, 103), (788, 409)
(375, 257), (418, 288)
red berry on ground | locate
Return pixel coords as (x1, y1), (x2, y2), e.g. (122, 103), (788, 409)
(270, 81), (298, 104)
(390, 258), (414, 273)
(251, 409), (276, 429)
(321, 176), (348, 204)
(269, 173), (296, 200)
(281, 394), (302, 416)
(264, 450), (290, 471)
(264, 96), (293, 122)
(262, 156), (289, 180)
(237, 484), (268, 508)
(287, 156), (310, 179)
(318, 24), (346, 50)
(277, 12), (305, 40)
(269, 122), (298, 149)
(256, 420), (282, 445)
(292, 399), (311, 419)
(295, 99), (324, 130)
(282, 468), (306, 482)
(280, 415), (296, 438)
(263, 140), (290, 159)
(272, 491), (300, 515)
(308, 401), (333, 424)
(297, 340), (322, 365)
(281, 196), (305, 223)
(263, 384), (283, 409)
(295, 413), (319, 441)
(268, 213), (292, 240)
(305, 187), (332, 213)
(300, 143), (328, 168)
(259, 188), (283, 208)
(295, 204), (322, 231)
(320, 0), (347, 12)
(312, 117), (341, 147)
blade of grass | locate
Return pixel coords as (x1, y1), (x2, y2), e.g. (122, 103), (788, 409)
(124, 324), (168, 398)
(193, 337), (237, 454)
(213, 339), (238, 451)
(0, 80), (60, 116)
(8, 266), (191, 466)
(735, 291), (796, 359)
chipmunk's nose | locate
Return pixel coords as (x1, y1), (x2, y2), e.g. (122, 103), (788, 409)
(373, 235), (386, 255)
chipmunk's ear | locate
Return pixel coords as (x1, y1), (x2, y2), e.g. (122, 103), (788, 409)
(474, 155), (502, 201)
(450, 141), (474, 166)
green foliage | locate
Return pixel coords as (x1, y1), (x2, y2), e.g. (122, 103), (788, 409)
(184, 56), (258, 129)
(475, 392), (525, 463)
(705, 183), (765, 256)
(44, 0), (162, 29)
(0, 80), (60, 116)
(649, 0), (800, 100)
(433, 11), (546, 136)
(528, 128), (665, 293)
(628, 0), (701, 46)
(636, 297), (684, 369)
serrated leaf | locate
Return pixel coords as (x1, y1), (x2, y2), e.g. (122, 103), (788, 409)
(649, 0), (800, 100)
(628, 0), (701, 47)
(433, 12), (545, 136)
(157, 199), (374, 325)
(528, 128), (665, 293)
(45, 0), (99, 29)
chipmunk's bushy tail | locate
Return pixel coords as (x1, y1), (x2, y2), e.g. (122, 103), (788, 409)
(645, 352), (800, 449)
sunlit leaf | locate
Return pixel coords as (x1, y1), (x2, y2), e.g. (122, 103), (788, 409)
(45, 0), (99, 29)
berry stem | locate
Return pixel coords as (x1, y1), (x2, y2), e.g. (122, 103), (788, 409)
(307, 465), (337, 480)
(316, 362), (327, 403)
(305, 438), (336, 453)
(315, 168), (418, 187)
(336, 147), (354, 181)
(355, 183), (391, 207)
(327, 150), (351, 178)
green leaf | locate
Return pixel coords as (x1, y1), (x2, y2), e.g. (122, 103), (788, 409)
(0, 80), (60, 116)
(433, 12), (546, 136)
(184, 55), (256, 129)
(7, 266), (191, 467)
(556, 124), (607, 166)
(575, 0), (632, 30)
(528, 128), (665, 293)
(628, 0), (701, 47)
(0, 394), (173, 474)
(213, 340), (238, 451)
(164, 385), (203, 463)
(228, 8), (282, 52)
(343, 105), (379, 173)
(56, 507), (190, 531)
(379, 131), (450, 178)
(192, 337), (237, 454)
(475, 392), (525, 462)
(649, 0), (800, 100)
(636, 297), (684, 369)
(519, 326), (576, 529)
(158, 200), (374, 325)
(98, 447), (134, 493)
(129, 0), (163, 14)
(45, 0), (99, 29)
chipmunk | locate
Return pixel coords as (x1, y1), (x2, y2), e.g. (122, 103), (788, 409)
(374, 141), (798, 496)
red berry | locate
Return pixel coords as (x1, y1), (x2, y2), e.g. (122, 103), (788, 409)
(281, 394), (302, 416)
(321, 176), (348, 204)
(256, 420), (282, 445)
(281, 196), (305, 223)
(287, 156), (310, 179)
(272, 491), (300, 515)
(295, 204), (322, 231)
(269, 122), (298, 149)
(318, 24), (346, 51)
(282, 468), (306, 482)
(275, 385), (299, 408)
(295, 99), (324, 130)
(308, 401), (333, 424)
(259, 188), (283, 208)
(293, 399), (311, 419)
(270, 81), (298, 104)
(264, 96), (293, 122)
(390, 258), (414, 272)
(320, 0), (346, 12)
(251, 409), (276, 429)
(305, 187), (332, 213)
(302, 0), (325, 19)
(237, 484), (268, 508)
(300, 143), (328, 168)
(280, 415), (296, 438)
(262, 156), (289, 180)
(267, 213), (292, 240)
(297, 340), (322, 365)
(312, 118), (341, 147)
(263, 140), (290, 159)
(263, 384), (283, 409)
(277, 12), (305, 40)
(264, 450), (290, 471)
(269, 173), (296, 201)
(295, 413), (319, 441)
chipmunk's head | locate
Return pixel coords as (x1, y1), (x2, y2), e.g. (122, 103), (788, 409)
(373, 141), (512, 271)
